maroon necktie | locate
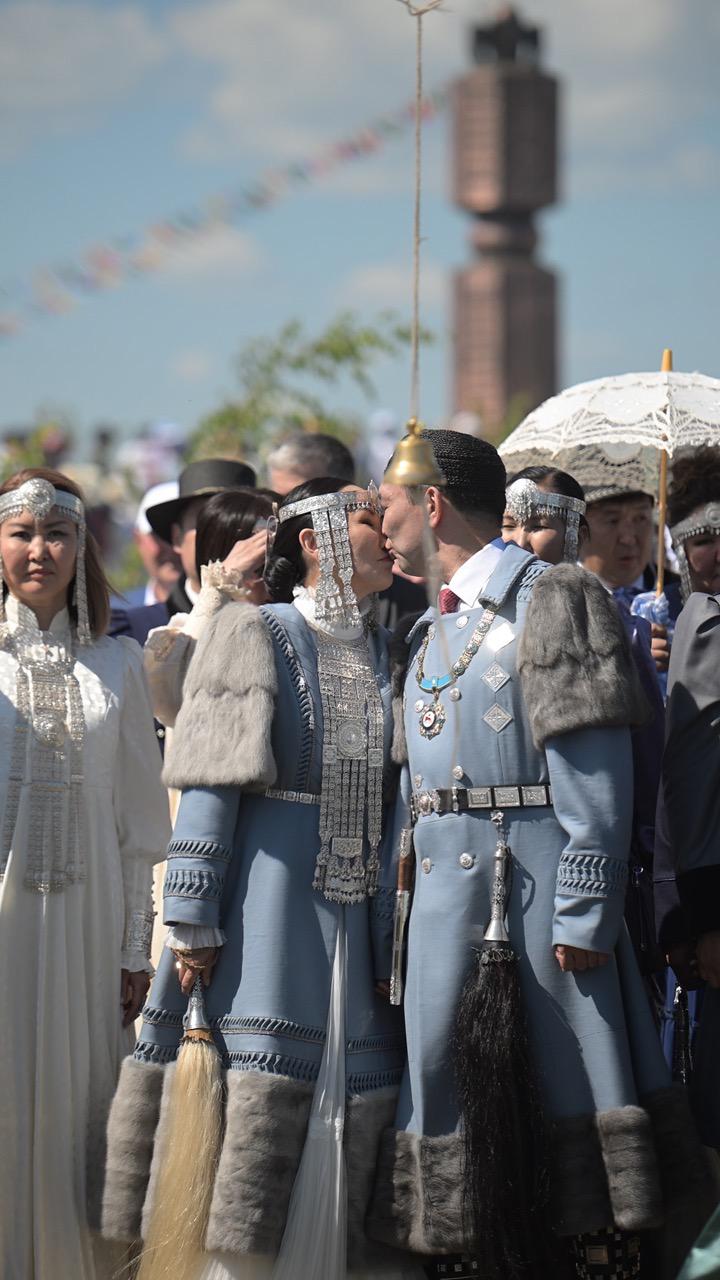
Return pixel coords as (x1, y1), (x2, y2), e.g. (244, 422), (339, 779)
(438, 587), (460, 615)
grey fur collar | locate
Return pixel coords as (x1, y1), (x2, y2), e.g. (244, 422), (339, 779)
(163, 602), (278, 790)
(388, 611), (422, 765)
(517, 563), (650, 748)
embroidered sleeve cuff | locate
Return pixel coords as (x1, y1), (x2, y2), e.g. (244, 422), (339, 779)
(121, 908), (155, 973)
(677, 866), (720, 937)
(553, 853), (628, 952)
(162, 836), (231, 927)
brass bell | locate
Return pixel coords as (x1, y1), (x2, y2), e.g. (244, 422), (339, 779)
(383, 417), (444, 488)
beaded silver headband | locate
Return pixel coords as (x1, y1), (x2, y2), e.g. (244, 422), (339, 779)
(0, 477), (91, 643)
(670, 501), (720, 603)
(505, 477), (586, 563)
(276, 484), (381, 627)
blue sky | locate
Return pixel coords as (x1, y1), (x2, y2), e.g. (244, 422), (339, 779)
(2, 0), (719, 451)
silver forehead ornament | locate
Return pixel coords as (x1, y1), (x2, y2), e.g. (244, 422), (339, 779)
(0, 478), (91, 644)
(505, 477), (586, 564)
(671, 501), (720, 603)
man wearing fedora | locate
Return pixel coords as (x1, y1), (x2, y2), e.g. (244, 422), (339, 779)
(111, 458), (256, 647)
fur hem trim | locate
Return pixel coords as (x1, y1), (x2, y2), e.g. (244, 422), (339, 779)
(517, 563), (650, 747)
(367, 1129), (465, 1255)
(595, 1105), (663, 1231)
(345, 1088), (406, 1269)
(163, 602), (278, 790)
(368, 1098), (691, 1253)
(101, 1058), (166, 1243)
(205, 1071), (314, 1255)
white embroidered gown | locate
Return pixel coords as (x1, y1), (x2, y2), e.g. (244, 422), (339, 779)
(0, 597), (171, 1279)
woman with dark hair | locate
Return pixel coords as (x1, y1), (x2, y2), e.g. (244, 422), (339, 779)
(144, 487), (274, 730)
(502, 465), (588, 564)
(0, 468), (170, 1278)
(667, 446), (720, 613)
(103, 478), (422, 1278)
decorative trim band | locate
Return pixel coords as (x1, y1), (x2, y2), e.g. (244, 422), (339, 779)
(557, 852), (628, 898)
(166, 837), (232, 863)
(163, 867), (224, 901)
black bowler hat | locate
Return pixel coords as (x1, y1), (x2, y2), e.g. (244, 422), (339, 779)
(146, 458), (256, 543)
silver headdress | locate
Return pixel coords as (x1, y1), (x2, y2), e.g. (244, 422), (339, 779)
(278, 484), (384, 905)
(277, 483), (381, 628)
(670, 501), (720, 602)
(0, 477), (91, 643)
(505, 477), (586, 563)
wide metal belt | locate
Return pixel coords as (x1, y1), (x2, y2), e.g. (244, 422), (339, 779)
(411, 783), (552, 820)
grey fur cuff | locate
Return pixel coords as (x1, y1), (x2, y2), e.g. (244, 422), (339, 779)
(517, 563), (649, 748)
(163, 602), (278, 790)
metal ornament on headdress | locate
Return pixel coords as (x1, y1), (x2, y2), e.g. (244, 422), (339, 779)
(278, 485), (381, 628)
(505, 477), (586, 564)
(278, 483), (384, 905)
(670, 500), (720, 603)
(0, 477), (91, 643)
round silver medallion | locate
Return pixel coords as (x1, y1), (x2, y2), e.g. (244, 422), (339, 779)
(452, 764), (464, 781)
(33, 712), (66, 748)
(449, 688), (461, 702)
(337, 718), (366, 758)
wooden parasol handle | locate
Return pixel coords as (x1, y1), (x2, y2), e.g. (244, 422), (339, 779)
(656, 348), (672, 597)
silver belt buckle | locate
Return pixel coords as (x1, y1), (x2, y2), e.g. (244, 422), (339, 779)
(415, 791), (433, 818)
(466, 787), (492, 809)
(493, 786), (521, 807)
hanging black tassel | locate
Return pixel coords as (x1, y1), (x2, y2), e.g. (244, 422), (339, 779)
(452, 811), (562, 1280)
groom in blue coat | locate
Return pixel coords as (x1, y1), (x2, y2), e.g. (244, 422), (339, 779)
(366, 430), (710, 1280)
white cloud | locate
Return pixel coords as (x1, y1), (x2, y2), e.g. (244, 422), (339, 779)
(160, 226), (263, 280)
(170, 347), (214, 383)
(341, 259), (446, 311)
(0, 2), (165, 154)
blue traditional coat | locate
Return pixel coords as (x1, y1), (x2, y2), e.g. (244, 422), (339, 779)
(102, 603), (406, 1267)
(367, 544), (702, 1257)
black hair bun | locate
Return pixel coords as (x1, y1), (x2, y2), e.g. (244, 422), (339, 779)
(264, 553), (301, 604)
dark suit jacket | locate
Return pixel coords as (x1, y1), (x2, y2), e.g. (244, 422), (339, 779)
(663, 591), (720, 937)
(109, 579), (191, 646)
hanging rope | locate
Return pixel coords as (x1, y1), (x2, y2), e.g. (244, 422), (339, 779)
(397, 0), (443, 420)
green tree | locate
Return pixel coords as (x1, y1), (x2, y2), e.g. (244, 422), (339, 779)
(188, 311), (430, 464)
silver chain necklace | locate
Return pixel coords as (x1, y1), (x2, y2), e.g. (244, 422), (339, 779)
(413, 605), (498, 738)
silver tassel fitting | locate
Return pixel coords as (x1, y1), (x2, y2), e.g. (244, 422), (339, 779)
(483, 810), (511, 944)
(183, 975), (212, 1034)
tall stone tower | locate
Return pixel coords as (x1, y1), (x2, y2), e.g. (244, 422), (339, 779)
(452, 7), (558, 437)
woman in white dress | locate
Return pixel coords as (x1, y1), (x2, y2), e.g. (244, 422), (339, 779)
(0, 467), (171, 1279)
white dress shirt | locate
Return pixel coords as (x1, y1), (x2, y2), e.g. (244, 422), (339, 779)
(441, 542), (504, 612)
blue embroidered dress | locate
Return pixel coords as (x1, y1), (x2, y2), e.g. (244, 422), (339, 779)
(103, 600), (406, 1270)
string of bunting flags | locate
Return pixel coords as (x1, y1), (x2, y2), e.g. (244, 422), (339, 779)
(0, 87), (448, 341)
